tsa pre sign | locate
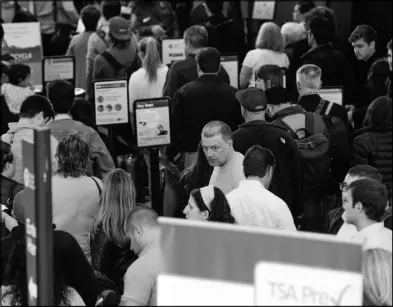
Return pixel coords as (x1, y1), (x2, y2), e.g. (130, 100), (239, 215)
(254, 262), (363, 306)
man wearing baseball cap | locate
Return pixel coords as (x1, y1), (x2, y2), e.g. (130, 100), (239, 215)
(232, 87), (303, 217)
(93, 16), (138, 81)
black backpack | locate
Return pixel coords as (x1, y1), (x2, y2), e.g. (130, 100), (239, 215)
(315, 98), (351, 182)
(101, 51), (141, 81)
(277, 111), (331, 192)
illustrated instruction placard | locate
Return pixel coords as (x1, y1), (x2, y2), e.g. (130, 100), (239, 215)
(134, 97), (171, 148)
(94, 79), (129, 125)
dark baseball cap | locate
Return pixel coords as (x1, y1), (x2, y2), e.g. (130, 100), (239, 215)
(109, 16), (131, 41)
(265, 86), (292, 105)
(235, 87), (268, 112)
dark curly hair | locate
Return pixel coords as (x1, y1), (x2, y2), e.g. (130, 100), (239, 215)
(1, 140), (14, 173)
(55, 134), (90, 178)
(190, 187), (236, 224)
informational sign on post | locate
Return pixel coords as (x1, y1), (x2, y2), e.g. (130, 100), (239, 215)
(319, 87), (343, 106)
(42, 56), (75, 89)
(22, 128), (54, 306)
(94, 79), (129, 126)
(161, 38), (186, 65)
(221, 55), (239, 88)
(157, 218), (363, 306)
(2, 22), (43, 86)
(134, 97), (171, 148)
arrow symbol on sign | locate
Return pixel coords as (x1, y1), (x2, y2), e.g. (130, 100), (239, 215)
(28, 277), (37, 301)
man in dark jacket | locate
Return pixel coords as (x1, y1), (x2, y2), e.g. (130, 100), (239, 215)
(163, 25), (230, 100)
(348, 25), (380, 129)
(168, 47), (242, 164)
(232, 87), (303, 216)
(298, 12), (355, 107)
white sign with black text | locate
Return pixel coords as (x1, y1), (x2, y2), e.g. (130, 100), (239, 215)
(94, 80), (129, 126)
(254, 262), (363, 306)
(162, 38), (186, 65)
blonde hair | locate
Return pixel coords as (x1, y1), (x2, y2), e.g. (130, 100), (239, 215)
(296, 64), (322, 90)
(255, 22), (285, 52)
(281, 22), (306, 45)
(138, 36), (162, 83)
(362, 249), (392, 306)
(92, 169), (136, 246)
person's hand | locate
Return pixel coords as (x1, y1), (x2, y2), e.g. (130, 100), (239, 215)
(2, 211), (18, 231)
(151, 25), (166, 38)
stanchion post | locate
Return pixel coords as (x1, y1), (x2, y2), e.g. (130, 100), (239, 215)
(23, 128), (54, 306)
(149, 148), (162, 215)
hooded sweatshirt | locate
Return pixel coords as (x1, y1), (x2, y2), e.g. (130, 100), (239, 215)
(1, 84), (35, 114)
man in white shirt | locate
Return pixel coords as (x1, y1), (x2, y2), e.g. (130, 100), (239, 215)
(226, 145), (296, 231)
(342, 178), (392, 252)
(120, 206), (163, 306)
(202, 121), (245, 194)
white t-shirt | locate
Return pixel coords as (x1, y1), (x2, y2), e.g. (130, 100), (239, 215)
(226, 180), (296, 231)
(120, 244), (164, 306)
(128, 65), (169, 112)
(209, 151), (245, 195)
(242, 49), (290, 87)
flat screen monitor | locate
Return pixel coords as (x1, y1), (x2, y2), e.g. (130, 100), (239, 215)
(319, 87), (343, 105)
(42, 56), (75, 89)
(221, 54), (239, 88)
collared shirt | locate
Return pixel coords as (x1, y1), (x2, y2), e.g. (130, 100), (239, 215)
(226, 180), (297, 231)
(355, 222), (392, 252)
(120, 243), (164, 306)
(53, 113), (72, 121)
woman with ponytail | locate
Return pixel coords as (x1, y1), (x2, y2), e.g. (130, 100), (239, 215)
(128, 36), (168, 123)
(128, 36), (169, 198)
(183, 185), (236, 224)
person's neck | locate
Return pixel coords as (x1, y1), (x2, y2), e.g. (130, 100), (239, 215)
(186, 47), (201, 56)
(364, 49), (376, 62)
(246, 176), (269, 188)
(299, 89), (319, 99)
(355, 218), (376, 232)
(18, 117), (39, 126)
(1, 171), (10, 178)
(223, 149), (235, 166)
(139, 231), (160, 256)
(199, 72), (219, 77)
(245, 113), (265, 123)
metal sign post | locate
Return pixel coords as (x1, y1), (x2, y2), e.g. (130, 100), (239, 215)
(22, 127), (54, 306)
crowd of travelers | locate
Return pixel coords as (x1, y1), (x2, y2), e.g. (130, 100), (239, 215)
(1, 0), (392, 305)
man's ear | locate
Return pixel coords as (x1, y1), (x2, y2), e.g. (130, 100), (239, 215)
(134, 224), (142, 236)
(201, 210), (209, 221)
(354, 202), (363, 213)
(370, 41), (376, 50)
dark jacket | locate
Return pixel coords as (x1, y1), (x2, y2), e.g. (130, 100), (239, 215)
(0, 95), (19, 136)
(286, 38), (310, 98)
(232, 120), (304, 215)
(204, 14), (246, 60)
(298, 94), (349, 128)
(163, 54), (230, 100)
(353, 52), (380, 109)
(351, 125), (393, 200)
(0, 175), (23, 208)
(90, 226), (138, 295)
(1, 224), (24, 285)
(297, 44), (355, 106)
(168, 74), (243, 160)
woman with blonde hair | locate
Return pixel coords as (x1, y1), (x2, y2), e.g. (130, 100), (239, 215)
(240, 22), (289, 89)
(362, 248), (392, 306)
(90, 168), (138, 295)
(128, 36), (168, 124)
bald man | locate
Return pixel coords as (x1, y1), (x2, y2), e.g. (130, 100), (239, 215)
(120, 206), (163, 306)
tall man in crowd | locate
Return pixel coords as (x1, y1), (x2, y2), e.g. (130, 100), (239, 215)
(232, 87), (303, 216)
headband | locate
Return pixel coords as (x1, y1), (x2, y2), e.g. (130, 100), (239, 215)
(200, 185), (215, 211)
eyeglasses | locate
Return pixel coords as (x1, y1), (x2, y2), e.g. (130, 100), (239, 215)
(339, 182), (348, 191)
